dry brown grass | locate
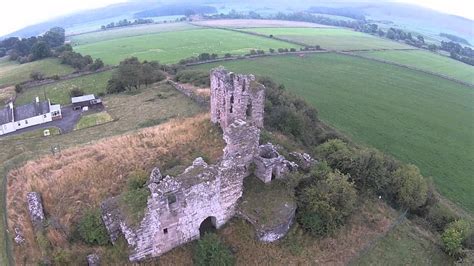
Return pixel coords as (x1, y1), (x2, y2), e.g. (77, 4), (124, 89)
(7, 113), (224, 264)
(0, 85), (15, 104)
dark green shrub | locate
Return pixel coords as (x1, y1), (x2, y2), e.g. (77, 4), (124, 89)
(296, 168), (357, 237)
(14, 84), (23, 93)
(69, 87), (84, 97)
(194, 233), (235, 266)
(426, 204), (458, 232)
(175, 69), (210, 87)
(77, 208), (109, 245)
(127, 170), (149, 190)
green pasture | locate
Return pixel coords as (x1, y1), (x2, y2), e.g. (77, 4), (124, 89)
(0, 58), (75, 87)
(195, 53), (474, 212)
(73, 28), (301, 65)
(15, 70), (112, 106)
(69, 22), (198, 45)
(355, 50), (474, 84)
(244, 27), (411, 50)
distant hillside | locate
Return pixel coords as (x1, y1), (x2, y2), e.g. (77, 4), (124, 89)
(134, 4), (217, 18)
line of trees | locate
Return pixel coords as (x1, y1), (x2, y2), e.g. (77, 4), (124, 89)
(106, 57), (166, 93)
(58, 45), (104, 71)
(0, 27), (65, 63)
(100, 18), (154, 30)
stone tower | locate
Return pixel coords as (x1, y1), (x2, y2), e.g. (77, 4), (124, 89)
(210, 67), (265, 129)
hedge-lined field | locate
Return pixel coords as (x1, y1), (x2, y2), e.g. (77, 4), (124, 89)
(244, 27), (411, 50)
(355, 50), (474, 84)
(195, 53), (474, 212)
(74, 28), (301, 65)
(0, 58), (75, 87)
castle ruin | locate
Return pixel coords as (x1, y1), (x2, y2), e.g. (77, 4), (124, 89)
(101, 67), (301, 262)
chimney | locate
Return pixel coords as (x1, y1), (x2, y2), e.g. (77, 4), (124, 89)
(35, 96), (39, 103)
(9, 102), (14, 122)
(9, 102), (13, 109)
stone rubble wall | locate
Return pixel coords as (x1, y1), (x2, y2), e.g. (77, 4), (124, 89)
(26, 192), (45, 231)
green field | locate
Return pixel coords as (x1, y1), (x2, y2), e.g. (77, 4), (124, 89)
(74, 28), (301, 65)
(74, 111), (114, 130)
(69, 22), (198, 45)
(244, 28), (411, 50)
(0, 58), (75, 87)
(15, 70), (112, 105)
(195, 53), (474, 212)
(356, 50), (474, 84)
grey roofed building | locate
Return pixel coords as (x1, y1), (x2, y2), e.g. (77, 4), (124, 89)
(71, 94), (96, 104)
(14, 101), (50, 121)
(0, 106), (13, 124)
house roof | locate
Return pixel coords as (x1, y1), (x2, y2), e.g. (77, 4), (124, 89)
(0, 106), (13, 125)
(71, 94), (95, 104)
(14, 101), (50, 121)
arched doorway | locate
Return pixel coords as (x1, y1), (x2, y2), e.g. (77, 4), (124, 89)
(199, 216), (217, 236)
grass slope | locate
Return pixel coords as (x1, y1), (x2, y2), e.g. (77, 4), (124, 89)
(0, 58), (75, 87)
(15, 70), (112, 105)
(356, 50), (474, 84)
(69, 22), (198, 45)
(244, 28), (411, 50)
(74, 29), (301, 65)
(195, 53), (474, 212)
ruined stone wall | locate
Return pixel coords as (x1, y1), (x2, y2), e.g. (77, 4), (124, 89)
(210, 67), (265, 129)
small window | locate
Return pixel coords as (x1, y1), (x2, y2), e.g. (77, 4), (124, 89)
(167, 194), (177, 205)
(17, 122), (20, 126)
(25, 120), (28, 124)
(163, 228), (168, 234)
(43, 114), (47, 118)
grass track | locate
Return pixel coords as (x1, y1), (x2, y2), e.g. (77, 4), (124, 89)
(244, 28), (411, 50)
(74, 29), (301, 65)
(0, 58), (75, 87)
(15, 70), (112, 106)
(194, 53), (474, 212)
(355, 50), (474, 84)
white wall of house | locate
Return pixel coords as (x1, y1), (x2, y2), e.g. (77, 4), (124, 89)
(14, 113), (52, 130)
(0, 122), (16, 135)
(50, 104), (62, 119)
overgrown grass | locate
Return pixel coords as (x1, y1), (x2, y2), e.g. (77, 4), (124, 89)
(194, 53), (474, 213)
(354, 221), (453, 265)
(244, 28), (411, 50)
(15, 70), (112, 105)
(74, 111), (113, 130)
(74, 28), (301, 65)
(355, 50), (474, 84)
(0, 57), (75, 87)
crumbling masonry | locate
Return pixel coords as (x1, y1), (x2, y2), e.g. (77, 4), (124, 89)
(101, 67), (304, 262)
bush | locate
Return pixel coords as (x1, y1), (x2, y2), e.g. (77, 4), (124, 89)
(14, 84), (23, 93)
(194, 233), (235, 266)
(442, 220), (470, 257)
(393, 164), (428, 211)
(51, 74), (60, 80)
(426, 204), (458, 232)
(127, 170), (149, 190)
(30, 71), (45, 81)
(69, 87), (84, 97)
(175, 69), (210, 87)
(296, 166), (357, 237)
(76, 208), (109, 245)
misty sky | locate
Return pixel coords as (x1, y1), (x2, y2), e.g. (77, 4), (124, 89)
(0, 0), (473, 36)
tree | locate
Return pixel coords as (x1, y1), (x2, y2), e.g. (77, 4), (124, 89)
(393, 164), (428, 211)
(442, 220), (470, 257)
(194, 233), (234, 266)
(417, 35), (425, 44)
(43, 27), (65, 48)
(296, 167), (357, 237)
(30, 71), (45, 81)
(76, 208), (109, 245)
(70, 87), (84, 97)
(31, 41), (51, 60)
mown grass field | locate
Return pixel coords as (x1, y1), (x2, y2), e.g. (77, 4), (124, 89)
(15, 70), (112, 105)
(74, 111), (114, 130)
(74, 28), (301, 65)
(0, 58), (75, 87)
(69, 22), (198, 45)
(195, 53), (474, 213)
(355, 50), (474, 84)
(244, 28), (411, 50)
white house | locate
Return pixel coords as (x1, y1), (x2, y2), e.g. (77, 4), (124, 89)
(0, 97), (62, 136)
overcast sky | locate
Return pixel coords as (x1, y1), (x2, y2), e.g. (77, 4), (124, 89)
(0, 0), (472, 36)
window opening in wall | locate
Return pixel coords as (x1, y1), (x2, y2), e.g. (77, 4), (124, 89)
(229, 95), (234, 113)
(167, 194), (177, 205)
(163, 228), (168, 234)
(246, 102), (252, 118)
(25, 120), (28, 124)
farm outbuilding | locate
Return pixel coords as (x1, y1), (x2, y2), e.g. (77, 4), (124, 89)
(71, 94), (102, 110)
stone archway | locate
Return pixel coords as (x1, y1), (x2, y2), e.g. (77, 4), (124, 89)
(199, 216), (217, 236)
